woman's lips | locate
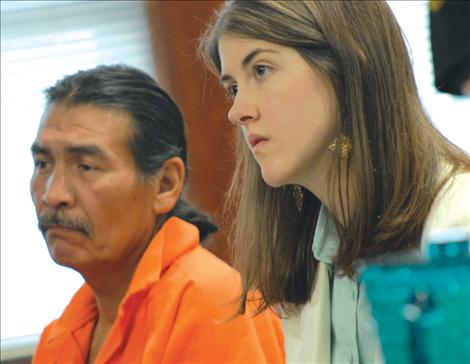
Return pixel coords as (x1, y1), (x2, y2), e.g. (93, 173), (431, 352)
(247, 134), (269, 151)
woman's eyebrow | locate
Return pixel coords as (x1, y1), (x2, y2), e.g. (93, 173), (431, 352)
(220, 48), (279, 83)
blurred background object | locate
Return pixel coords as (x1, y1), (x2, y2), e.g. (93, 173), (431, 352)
(429, 0), (470, 96)
(361, 227), (470, 364)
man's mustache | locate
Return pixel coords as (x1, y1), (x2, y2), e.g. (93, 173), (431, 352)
(38, 211), (92, 238)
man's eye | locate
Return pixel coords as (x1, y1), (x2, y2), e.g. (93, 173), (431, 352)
(228, 84), (238, 97)
(78, 163), (94, 172)
(254, 64), (271, 79)
(34, 160), (48, 169)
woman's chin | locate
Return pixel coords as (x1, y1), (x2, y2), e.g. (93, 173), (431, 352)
(260, 168), (290, 188)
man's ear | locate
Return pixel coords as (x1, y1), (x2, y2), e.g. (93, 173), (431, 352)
(152, 157), (185, 215)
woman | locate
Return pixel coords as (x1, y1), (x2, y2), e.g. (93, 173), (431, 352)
(199, 1), (470, 363)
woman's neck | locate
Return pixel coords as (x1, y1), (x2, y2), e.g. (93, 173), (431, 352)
(304, 164), (357, 225)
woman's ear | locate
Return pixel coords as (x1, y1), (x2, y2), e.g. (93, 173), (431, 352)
(152, 157), (185, 215)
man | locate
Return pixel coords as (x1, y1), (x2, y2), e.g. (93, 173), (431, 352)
(31, 65), (284, 363)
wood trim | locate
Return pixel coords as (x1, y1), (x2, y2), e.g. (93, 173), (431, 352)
(146, 1), (235, 262)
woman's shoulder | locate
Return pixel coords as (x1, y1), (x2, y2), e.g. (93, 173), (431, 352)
(422, 170), (470, 244)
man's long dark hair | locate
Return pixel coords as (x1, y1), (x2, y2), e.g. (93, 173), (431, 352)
(45, 64), (217, 241)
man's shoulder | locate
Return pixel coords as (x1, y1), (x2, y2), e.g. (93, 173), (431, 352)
(154, 217), (240, 296)
(170, 245), (241, 295)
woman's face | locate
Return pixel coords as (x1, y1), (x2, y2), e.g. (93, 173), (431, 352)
(218, 34), (338, 188)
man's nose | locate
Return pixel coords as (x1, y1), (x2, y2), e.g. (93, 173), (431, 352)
(42, 171), (76, 209)
(227, 90), (260, 126)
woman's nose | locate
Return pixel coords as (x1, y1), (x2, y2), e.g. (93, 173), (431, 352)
(227, 91), (259, 125)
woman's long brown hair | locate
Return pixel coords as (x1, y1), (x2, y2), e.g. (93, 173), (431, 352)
(199, 0), (470, 314)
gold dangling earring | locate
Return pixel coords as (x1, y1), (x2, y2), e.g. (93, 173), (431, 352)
(328, 135), (352, 159)
(293, 185), (304, 212)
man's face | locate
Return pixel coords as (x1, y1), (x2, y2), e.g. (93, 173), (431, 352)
(30, 103), (158, 275)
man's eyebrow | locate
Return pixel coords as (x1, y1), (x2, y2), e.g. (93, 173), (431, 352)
(220, 48), (279, 83)
(31, 143), (49, 155)
(31, 143), (110, 161)
(65, 145), (109, 161)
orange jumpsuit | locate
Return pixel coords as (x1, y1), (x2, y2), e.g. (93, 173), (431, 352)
(33, 217), (284, 363)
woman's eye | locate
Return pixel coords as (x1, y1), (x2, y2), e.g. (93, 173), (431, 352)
(254, 64), (271, 79)
(228, 84), (238, 97)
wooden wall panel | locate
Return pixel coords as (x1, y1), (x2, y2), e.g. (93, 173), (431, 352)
(146, 1), (235, 262)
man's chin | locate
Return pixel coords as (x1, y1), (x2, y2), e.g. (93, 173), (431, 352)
(47, 238), (85, 270)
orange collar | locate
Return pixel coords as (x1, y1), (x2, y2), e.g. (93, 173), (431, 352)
(45, 217), (200, 343)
